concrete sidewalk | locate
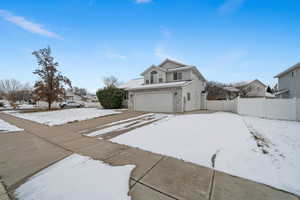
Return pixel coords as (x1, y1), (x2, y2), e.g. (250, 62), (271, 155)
(0, 112), (299, 200)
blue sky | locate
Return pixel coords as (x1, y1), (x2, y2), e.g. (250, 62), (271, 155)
(0, 0), (300, 92)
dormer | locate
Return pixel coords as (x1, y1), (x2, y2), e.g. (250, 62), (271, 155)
(158, 59), (186, 69)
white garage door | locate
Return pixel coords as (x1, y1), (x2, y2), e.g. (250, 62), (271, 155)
(134, 92), (173, 112)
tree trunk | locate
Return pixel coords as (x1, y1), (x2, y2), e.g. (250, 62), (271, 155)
(48, 101), (51, 110)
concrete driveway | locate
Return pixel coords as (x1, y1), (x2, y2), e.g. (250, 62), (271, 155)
(0, 111), (298, 200)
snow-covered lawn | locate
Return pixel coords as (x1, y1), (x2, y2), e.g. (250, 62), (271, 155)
(85, 113), (170, 138)
(4, 108), (121, 126)
(112, 112), (300, 195)
(14, 154), (134, 200)
(0, 119), (23, 133)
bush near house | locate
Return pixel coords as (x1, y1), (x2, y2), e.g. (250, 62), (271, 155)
(96, 86), (123, 109)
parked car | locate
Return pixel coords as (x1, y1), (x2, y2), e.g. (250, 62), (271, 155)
(59, 101), (85, 108)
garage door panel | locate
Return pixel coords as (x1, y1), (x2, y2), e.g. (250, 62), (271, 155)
(134, 92), (173, 112)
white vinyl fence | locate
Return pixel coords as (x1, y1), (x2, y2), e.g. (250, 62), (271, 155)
(207, 98), (300, 121)
(207, 100), (237, 113)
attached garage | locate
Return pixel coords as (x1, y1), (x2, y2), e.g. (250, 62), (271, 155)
(134, 92), (173, 112)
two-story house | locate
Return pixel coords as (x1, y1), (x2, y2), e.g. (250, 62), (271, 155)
(274, 62), (300, 98)
(231, 79), (267, 97)
(120, 59), (206, 112)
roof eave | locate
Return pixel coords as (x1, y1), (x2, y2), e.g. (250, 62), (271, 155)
(128, 85), (183, 91)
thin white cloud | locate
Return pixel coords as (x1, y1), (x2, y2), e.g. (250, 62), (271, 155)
(0, 9), (60, 38)
(135, 0), (152, 4)
(218, 0), (245, 15)
(104, 49), (126, 60)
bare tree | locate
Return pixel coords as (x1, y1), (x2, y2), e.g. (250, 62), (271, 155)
(32, 46), (72, 110)
(0, 79), (22, 102)
(239, 85), (252, 97)
(102, 76), (121, 87)
(206, 81), (228, 100)
(73, 86), (87, 96)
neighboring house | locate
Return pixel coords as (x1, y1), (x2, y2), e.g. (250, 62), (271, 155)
(119, 59), (207, 112)
(207, 79), (268, 100)
(231, 79), (267, 97)
(274, 62), (300, 98)
(65, 91), (82, 102)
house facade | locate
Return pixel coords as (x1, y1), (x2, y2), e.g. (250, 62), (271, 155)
(274, 62), (300, 98)
(231, 79), (267, 97)
(120, 59), (206, 112)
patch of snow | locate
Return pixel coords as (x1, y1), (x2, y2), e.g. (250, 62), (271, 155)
(0, 119), (23, 133)
(87, 121), (138, 137)
(112, 112), (300, 195)
(14, 154), (134, 200)
(4, 108), (121, 126)
(241, 116), (300, 195)
(265, 92), (275, 98)
(97, 113), (154, 128)
(119, 78), (144, 90)
(86, 114), (169, 137)
(0, 103), (36, 110)
(223, 86), (239, 92)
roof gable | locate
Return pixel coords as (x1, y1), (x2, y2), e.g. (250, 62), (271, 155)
(140, 65), (166, 76)
(232, 79), (266, 88)
(249, 79), (267, 88)
(158, 58), (186, 69)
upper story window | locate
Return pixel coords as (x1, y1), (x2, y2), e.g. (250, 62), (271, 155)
(150, 71), (157, 84)
(173, 72), (182, 81)
(291, 71), (295, 78)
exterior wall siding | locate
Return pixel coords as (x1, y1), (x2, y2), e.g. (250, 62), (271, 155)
(278, 68), (300, 98)
(295, 68), (300, 98)
(244, 81), (266, 97)
(160, 62), (182, 69)
(182, 80), (204, 111)
(166, 70), (192, 82)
